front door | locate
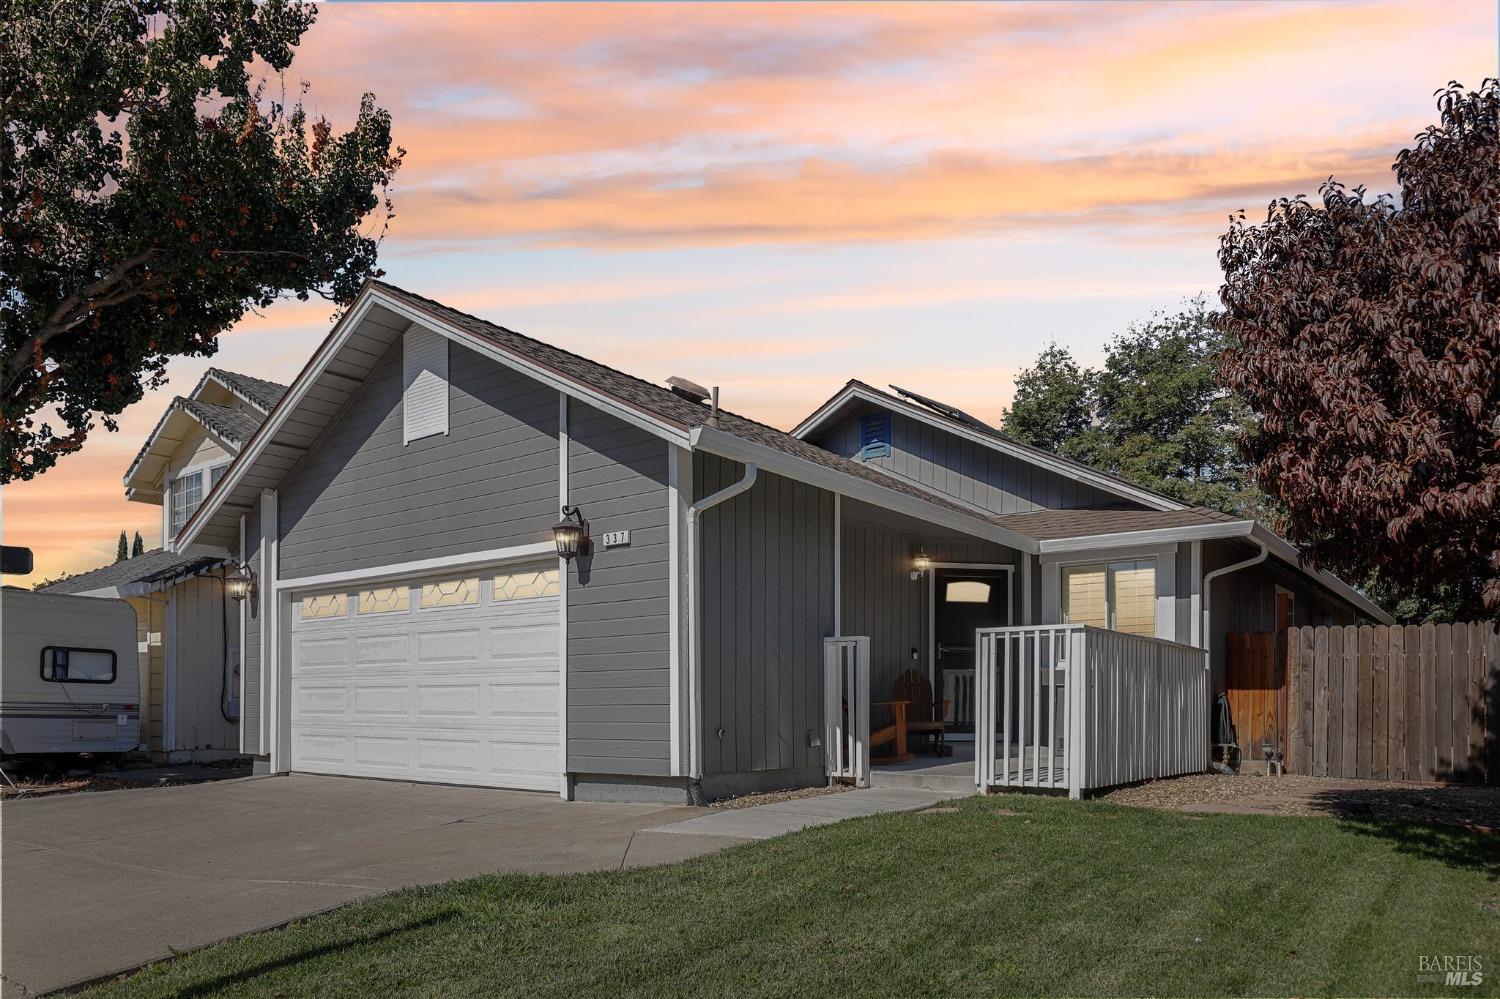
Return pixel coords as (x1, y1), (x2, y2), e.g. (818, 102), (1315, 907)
(934, 568), (1010, 735)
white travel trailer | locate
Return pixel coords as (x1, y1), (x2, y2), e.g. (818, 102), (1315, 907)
(1, 588), (140, 756)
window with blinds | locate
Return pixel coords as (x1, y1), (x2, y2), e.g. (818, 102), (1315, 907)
(1061, 557), (1157, 638)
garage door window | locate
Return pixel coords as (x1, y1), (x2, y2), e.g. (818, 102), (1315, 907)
(494, 568), (559, 601)
(421, 577), (479, 608)
(301, 592), (348, 620)
(358, 586), (410, 615)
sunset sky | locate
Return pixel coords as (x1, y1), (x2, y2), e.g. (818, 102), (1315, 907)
(4, 1), (1495, 583)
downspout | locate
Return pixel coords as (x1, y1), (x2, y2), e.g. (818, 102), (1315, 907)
(685, 460), (757, 794)
(1200, 540), (1268, 653)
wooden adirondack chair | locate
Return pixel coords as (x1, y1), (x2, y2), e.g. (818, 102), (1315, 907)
(894, 669), (950, 756)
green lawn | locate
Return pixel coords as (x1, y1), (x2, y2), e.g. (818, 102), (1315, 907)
(89, 795), (1499, 998)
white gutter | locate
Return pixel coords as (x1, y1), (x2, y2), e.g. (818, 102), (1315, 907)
(685, 461), (758, 781)
(1200, 541), (1268, 653)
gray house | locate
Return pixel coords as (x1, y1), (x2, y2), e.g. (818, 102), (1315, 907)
(175, 281), (1390, 802)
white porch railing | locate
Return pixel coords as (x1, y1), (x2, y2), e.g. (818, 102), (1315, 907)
(823, 636), (871, 786)
(975, 625), (1208, 799)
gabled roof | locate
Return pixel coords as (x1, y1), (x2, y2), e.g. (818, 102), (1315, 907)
(123, 368), (288, 502)
(994, 506), (1242, 543)
(38, 549), (226, 597)
(180, 281), (1049, 553)
(207, 368), (288, 412)
(793, 379), (1186, 512)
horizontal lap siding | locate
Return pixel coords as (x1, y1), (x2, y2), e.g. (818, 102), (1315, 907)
(696, 455), (836, 777)
(567, 405), (671, 777)
(277, 339), (559, 579)
(812, 406), (1119, 514)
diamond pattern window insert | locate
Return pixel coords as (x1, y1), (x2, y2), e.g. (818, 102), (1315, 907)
(301, 593), (348, 620)
(493, 568), (560, 601)
(421, 577), (479, 609)
(358, 586), (410, 615)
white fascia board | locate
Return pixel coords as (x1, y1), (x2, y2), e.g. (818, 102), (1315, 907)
(176, 293), (383, 550)
(1250, 524), (1395, 624)
(690, 425), (1039, 554)
(370, 290), (691, 449)
(273, 541), (556, 594)
(793, 384), (1182, 513)
(1036, 520), (1253, 553)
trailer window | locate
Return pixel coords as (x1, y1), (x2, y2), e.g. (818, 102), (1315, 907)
(41, 647), (117, 684)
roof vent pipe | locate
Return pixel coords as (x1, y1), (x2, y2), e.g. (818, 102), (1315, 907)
(709, 386), (720, 428)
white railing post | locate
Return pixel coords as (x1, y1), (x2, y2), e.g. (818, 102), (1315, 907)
(1067, 627), (1087, 799)
(823, 636), (871, 788)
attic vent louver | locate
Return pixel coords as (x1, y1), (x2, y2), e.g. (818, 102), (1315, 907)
(403, 324), (449, 444)
(666, 376), (711, 404)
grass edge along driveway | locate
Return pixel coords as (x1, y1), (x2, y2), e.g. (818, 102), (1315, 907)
(87, 794), (1499, 998)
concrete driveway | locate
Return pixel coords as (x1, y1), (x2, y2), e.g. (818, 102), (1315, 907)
(1, 775), (740, 997)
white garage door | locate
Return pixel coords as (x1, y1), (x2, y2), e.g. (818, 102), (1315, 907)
(289, 564), (560, 791)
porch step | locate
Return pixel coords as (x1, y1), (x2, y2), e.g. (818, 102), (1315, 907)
(868, 769), (977, 796)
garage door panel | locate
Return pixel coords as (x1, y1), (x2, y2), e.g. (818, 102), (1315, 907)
(290, 565), (560, 791)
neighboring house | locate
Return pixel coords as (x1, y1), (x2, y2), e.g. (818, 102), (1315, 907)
(166, 281), (1389, 802)
(40, 368), (288, 762)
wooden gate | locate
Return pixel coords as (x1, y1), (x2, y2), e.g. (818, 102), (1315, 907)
(1225, 632), (1286, 762)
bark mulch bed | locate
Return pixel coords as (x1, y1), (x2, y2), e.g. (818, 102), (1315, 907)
(1099, 772), (1500, 830)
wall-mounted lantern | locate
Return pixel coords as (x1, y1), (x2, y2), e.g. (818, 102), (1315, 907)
(224, 562), (258, 602)
(910, 547), (931, 581)
(552, 505), (590, 562)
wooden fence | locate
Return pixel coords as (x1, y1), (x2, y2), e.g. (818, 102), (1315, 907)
(1229, 623), (1499, 784)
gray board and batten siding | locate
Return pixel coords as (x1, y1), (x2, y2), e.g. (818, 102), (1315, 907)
(694, 454), (837, 786)
(239, 331), (678, 780)
(565, 399), (674, 777)
(810, 401), (1127, 514)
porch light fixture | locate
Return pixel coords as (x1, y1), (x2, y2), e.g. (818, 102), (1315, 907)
(224, 562), (257, 602)
(552, 505), (589, 562)
(910, 548), (931, 581)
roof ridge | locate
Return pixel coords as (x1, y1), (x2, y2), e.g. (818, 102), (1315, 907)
(371, 279), (783, 434)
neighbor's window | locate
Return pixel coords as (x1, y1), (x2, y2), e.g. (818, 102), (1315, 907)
(1062, 558), (1156, 638)
(209, 462), (229, 490)
(170, 470), (204, 535)
(41, 647), (116, 684)
(945, 580), (992, 604)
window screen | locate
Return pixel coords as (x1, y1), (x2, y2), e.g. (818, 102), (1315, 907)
(41, 647), (117, 683)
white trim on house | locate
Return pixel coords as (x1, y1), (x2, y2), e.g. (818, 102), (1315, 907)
(1041, 542), (1178, 642)
(667, 443), (688, 778)
(1189, 540), (1203, 648)
(924, 562), (1015, 686)
(792, 383), (1183, 513)
(239, 513), (248, 755)
(1036, 520), (1252, 553)
(557, 393), (570, 798)
(271, 542), (557, 594)
(259, 488), (279, 765)
(833, 493), (843, 635)
(690, 425), (1041, 554)
(164, 588), (178, 751)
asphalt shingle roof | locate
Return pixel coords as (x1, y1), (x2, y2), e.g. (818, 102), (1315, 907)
(372, 281), (1049, 542)
(180, 398), (264, 444)
(38, 549), (226, 595)
(209, 368), (289, 412)
(992, 506), (1244, 541)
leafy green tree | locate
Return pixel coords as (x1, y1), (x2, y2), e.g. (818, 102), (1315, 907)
(1000, 344), (1094, 454)
(1, 0), (404, 482)
(114, 530), (128, 563)
(1001, 299), (1264, 517)
(131, 531), (144, 558)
